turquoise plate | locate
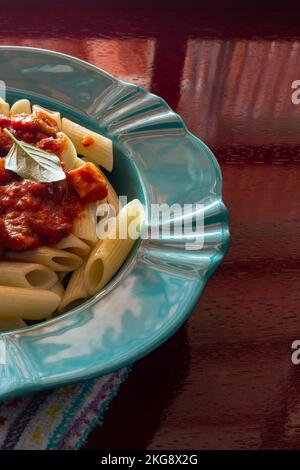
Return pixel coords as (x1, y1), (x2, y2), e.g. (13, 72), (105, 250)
(0, 47), (229, 401)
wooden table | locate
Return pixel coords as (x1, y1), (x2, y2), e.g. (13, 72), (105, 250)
(3, 0), (300, 450)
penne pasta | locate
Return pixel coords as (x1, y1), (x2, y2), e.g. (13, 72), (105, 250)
(62, 118), (113, 171)
(10, 99), (31, 116)
(107, 184), (120, 214)
(32, 104), (61, 129)
(59, 259), (89, 313)
(0, 262), (58, 289)
(50, 280), (65, 299)
(84, 199), (144, 295)
(0, 97), (9, 116)
(97, 167), (120, 214)
(0, 99), (144, 322)
(6, 247), (83, 272)
(57, 131), (78, 170)
(72, 203), (98, 245)
(0, 317), (27, 332)
(54, 233), (91, 257)
(0, 286), (60, 320)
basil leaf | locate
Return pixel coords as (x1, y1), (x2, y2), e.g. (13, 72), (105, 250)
(3, 128), (66, 183)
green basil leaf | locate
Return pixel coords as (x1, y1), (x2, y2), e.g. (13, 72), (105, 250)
(3, 128), (66, 183)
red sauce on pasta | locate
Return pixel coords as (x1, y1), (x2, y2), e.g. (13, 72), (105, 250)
(0, 113), (93, 252)
(0, 163), (84, 251)
(0, 112), (61, 156)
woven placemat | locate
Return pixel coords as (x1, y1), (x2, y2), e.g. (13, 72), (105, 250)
(0, 368), (128, 449)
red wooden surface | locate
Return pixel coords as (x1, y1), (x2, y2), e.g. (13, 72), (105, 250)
(3, 1), (300, 450)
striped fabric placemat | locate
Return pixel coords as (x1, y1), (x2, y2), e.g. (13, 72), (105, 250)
(0, 369), (128, 450)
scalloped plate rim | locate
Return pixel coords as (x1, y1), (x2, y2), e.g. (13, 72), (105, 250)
(0, 46), (230, 400)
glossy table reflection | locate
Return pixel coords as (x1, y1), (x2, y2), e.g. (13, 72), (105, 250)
(2, 1), (300, 449)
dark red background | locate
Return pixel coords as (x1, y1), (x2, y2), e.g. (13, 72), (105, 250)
(2, 1), (300, 449)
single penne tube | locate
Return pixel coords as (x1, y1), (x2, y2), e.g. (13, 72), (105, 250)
(32, 104), (61, 129)
(50, 280), (65, 299)
(6, 247), (83, 272)
(57, 132), (78, 170)
(59, 259), (89, 313)
(84, 199), (144, 295)
(0, 97), (9, 116)
(10, 99), (31, 115)
(0, 262), (58, 289)
(62, 117), (113, 171)
(108, 184), (120, 214)
(0, 286), (60, 320)
(72, 203), (98, 245)
(97, 167), (120, 214)
(0, 317), (27, 332)
(54, 233), (91, 257)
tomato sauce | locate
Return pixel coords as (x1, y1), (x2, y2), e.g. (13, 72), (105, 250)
(0, 170), (84, 251)
(0, 111), (108, 253)
(0, 112), (64, 156)
(82, 134), (95, 147)
(0, 113), (84, 252)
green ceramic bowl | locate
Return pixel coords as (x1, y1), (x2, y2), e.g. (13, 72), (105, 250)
(0, 46), (229, 401)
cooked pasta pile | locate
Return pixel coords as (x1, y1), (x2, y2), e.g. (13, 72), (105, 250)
(0, 98), (144, 331)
